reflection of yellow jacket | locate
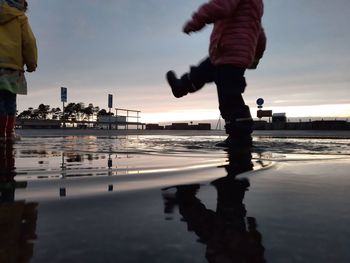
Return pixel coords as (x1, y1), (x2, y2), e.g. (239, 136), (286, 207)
(0, 3), (37, 71)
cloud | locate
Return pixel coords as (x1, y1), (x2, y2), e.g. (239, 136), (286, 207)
(18, 0), (350, 121)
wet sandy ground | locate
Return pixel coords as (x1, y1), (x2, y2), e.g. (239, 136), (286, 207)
(16, 128), (350, 139)
(1, 135), (350, 262)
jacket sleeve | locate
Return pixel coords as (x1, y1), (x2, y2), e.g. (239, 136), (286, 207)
(189, 0), (242, 31)
(254, 26), (266, 60)
(20, 15), (38, 72)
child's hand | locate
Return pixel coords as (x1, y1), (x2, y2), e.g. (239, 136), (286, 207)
(183, 20), (201, 34)
(183, 21), (193, 34)
(26, 66), (36, 72)
(248, 59), (260, 69)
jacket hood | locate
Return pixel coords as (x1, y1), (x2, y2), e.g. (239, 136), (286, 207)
(0, 2), (23, 25)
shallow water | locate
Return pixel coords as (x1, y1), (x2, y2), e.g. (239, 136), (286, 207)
(4, 135), (349, 200)
(1, 135), (350, 262)
(11, 135), (350, 180)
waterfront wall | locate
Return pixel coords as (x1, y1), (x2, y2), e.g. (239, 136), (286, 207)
(254, 120), (350, 130)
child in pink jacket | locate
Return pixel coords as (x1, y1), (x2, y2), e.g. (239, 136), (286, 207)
(166, 0), (266, 147)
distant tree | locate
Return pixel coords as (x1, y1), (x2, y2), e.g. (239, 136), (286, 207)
(50, 107), (61, 120)
(17, 109), (32, 119)
(73, 103), (83, 121)
(93, 106), (100, 121)
(17, 102), (120, 123)
(18, 107), (41, 119)
(63, 103), (76, 121)
(30, 110), (39, 119)
(37, 104), (50, 119)
(97, 109), (114, 117)
(83, 104), (94, 121)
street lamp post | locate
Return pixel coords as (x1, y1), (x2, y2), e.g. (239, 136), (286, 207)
(108, 94), (113, 130)
(61, 87), (67, 128)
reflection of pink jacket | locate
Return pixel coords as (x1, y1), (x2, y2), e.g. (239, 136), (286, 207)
(186, 0), (266, 68)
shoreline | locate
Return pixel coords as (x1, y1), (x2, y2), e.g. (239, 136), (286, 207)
(15, 128), (350, 139)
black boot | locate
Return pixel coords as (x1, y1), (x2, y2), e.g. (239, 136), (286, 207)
(216, 104), (253, 148)
(166, 71), (190, 98)
(216, 133), (253, 148)
(216, 118), (253, 148)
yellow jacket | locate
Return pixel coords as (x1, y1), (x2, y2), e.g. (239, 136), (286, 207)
(0, 2), (37, 71)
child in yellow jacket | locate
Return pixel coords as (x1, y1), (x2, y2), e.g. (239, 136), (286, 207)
(0, 0), (37, 141)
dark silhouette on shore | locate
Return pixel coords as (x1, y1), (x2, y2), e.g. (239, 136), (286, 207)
(162, 148), (266, 262)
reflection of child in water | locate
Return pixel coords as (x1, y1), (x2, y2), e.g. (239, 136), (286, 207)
(0, 141), (38, 262)
(0, 141), (16, 201)
(162, 149), (266, 262)
(163, 180), (265, 263)
(0, 201), (38, 262)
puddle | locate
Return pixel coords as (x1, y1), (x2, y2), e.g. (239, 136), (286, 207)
(1, 135), (348, 180)
(1, 135), (350, 262)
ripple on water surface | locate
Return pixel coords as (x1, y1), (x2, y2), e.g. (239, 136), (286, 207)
(10, 135), (349, 180)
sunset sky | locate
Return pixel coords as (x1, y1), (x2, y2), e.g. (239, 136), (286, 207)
(19, 0), (350, 123)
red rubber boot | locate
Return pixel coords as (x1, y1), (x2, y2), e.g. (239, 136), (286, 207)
(5, 115), (19, 141)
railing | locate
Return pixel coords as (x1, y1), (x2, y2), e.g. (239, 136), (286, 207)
(114, 108), (142, 130)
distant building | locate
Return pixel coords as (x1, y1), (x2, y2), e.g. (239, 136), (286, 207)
(17, 119), (61, 129)
(272, 113), (287, 123)
(271, 113), (287, 130)
(160, 122), (211, 130)
(145, 124), (164, 130)
(97, 116), (126, 129)
(253, 120), (267, 130)
(169, 123), (190, 130)
(311, 120), (348, 130)
(253, 119), (349, 130)
(198, 123), (211, 130)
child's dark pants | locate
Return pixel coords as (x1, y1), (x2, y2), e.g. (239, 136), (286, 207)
(0, 91), (17, 138)
(187, 58), (252, 136)
(0, 90), (17, 116)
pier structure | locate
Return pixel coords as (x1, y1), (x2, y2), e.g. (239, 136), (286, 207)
(96, 108), (145, 130)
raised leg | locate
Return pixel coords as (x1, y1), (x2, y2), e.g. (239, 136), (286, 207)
(166, 57), (216, 98)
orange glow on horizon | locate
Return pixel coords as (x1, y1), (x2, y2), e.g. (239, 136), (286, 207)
(142, 104), (350, 123)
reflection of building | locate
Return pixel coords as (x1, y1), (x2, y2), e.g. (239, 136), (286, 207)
(58, 151), (116, 196)
(146, 123), (211, 130)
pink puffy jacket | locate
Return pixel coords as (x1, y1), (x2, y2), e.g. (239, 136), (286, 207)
(186, 0), (266, 68)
